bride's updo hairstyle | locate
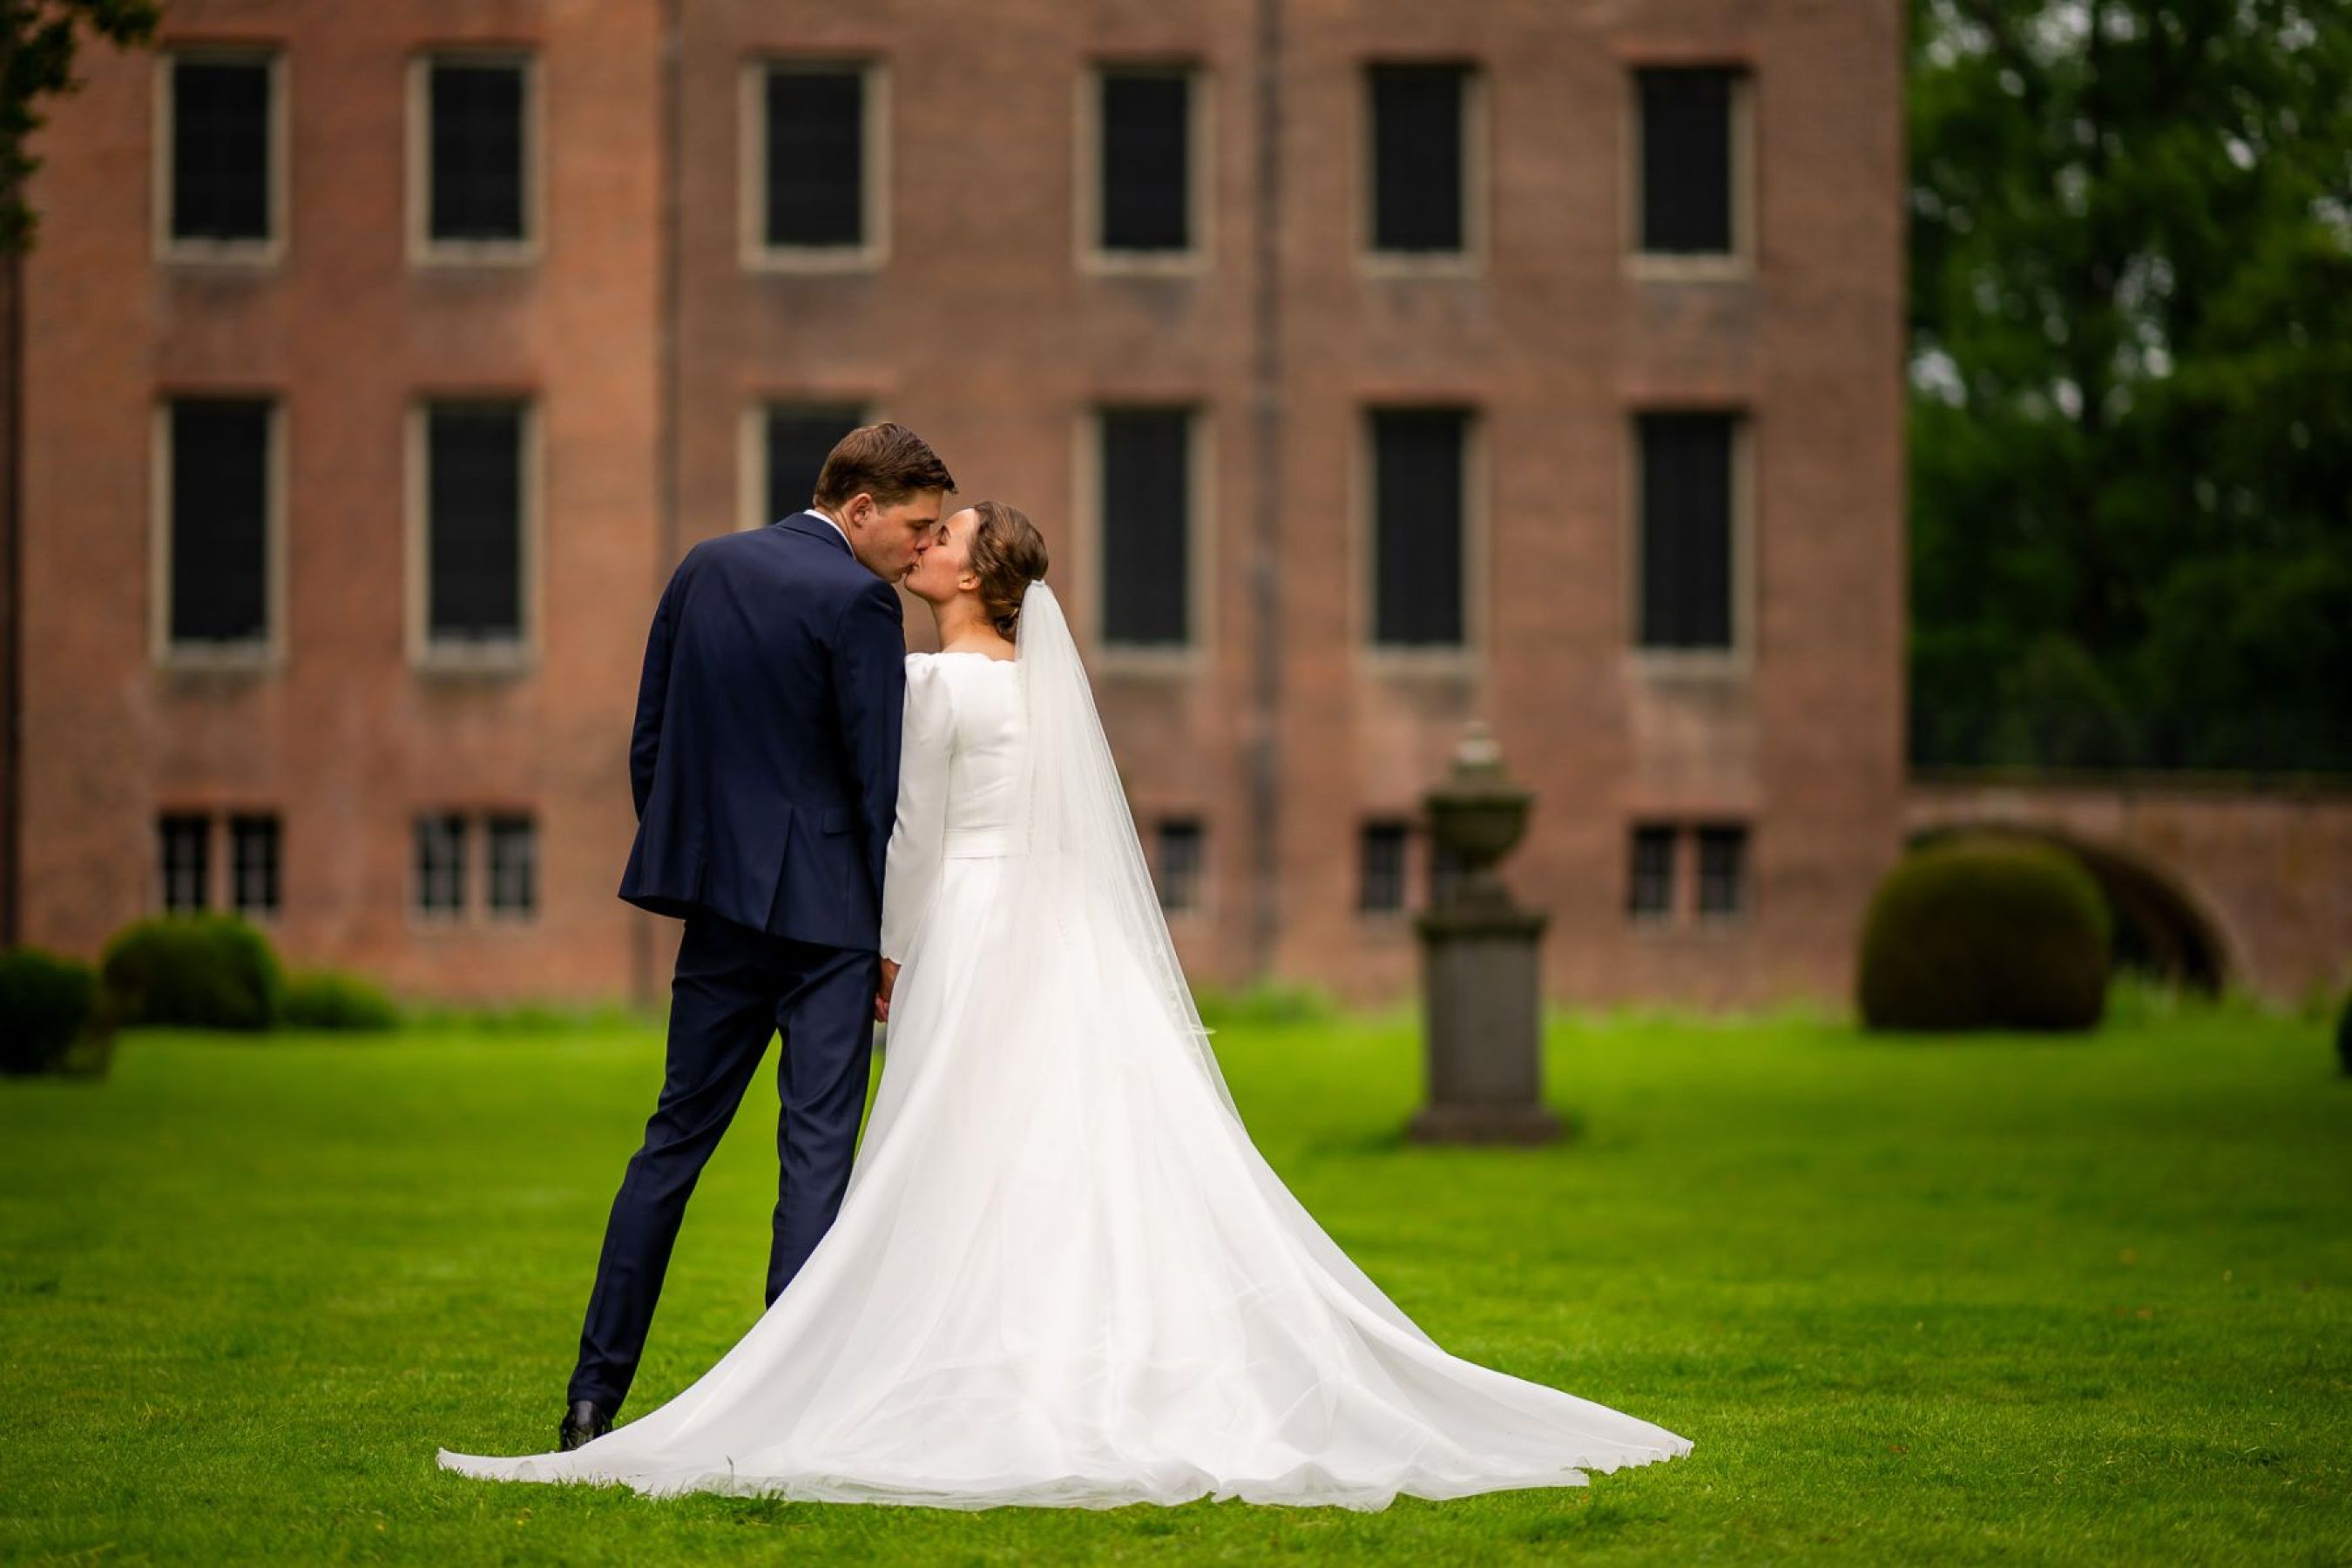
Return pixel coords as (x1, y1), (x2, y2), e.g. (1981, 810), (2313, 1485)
(967, 500), (1050, 639)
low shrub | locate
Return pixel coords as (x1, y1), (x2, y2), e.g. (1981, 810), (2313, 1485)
(2106, 971), (2298, 1028)
(281, 969), (402, 1031)
(98, 914), (283, 1031)
(402, 999), (653, 1034)
(1857, 835), (2112, 1032)
(0, 946), (101, 1075)
(1194, 983), (1339, 1031)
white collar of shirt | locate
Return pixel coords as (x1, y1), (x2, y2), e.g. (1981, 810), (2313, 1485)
(807, 509), (851, 550)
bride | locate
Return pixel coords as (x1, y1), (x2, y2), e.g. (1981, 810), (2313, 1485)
(437, 501), (1693, 1510)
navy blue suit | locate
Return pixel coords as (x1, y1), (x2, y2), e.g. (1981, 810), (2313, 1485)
(571, 511), (906, 1415)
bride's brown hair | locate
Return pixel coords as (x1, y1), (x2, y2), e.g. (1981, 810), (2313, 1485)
(966, 500), (1050, 639)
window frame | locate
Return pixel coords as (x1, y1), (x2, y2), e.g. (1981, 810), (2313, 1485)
(1357, 58), (1487, 279)
(1076, 58), (1212, 277)
(408, 46), (542, 267)
(1074, 402), (1215, 675)
(1153, 816), (1207, 918)
(1625, 819), (1757, 930)
(1693, 821), (1751, 923)
(158, 812), (214, 914)
(410, 810), (470, 924)
(1625, 405), (1754, 678)
(227, 810), (283, 923)
(1625, 821), (1679, 924)
(1624, 61), (1756, 281)
(406, 395), (542, 676)
(484, 811), (539, 923)
(150, 393), (287, 672)
(740, 56), (892, 274)
(736, 397), (874, 531)
(1356, 818), (1413, 918)
(1353, 402), (1485, 672)
(153, 45), (287, 266)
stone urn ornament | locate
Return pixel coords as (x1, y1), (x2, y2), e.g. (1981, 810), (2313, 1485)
(1409, 720), (1564, 1145)
(1423, 721), (1532, 913)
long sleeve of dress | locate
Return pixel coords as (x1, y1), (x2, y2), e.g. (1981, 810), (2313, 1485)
(880, 654), (953, 963)
(829, 578), (908, 918)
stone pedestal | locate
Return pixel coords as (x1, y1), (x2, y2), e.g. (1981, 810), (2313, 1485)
(1410, 902), (1561, 1143)
(1409, 722), (1564, 1146)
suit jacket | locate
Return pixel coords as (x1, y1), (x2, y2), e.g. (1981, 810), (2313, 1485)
(617, 511), (906, 950)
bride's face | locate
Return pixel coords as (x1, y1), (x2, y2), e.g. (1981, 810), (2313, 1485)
(904, 506), (979, 606)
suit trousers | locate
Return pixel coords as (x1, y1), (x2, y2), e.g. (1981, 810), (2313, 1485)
(567, 908), (878, 1412)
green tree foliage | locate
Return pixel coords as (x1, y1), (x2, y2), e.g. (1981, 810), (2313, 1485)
(2, 0), (159, 254)
(1908, 0), (2352, 773)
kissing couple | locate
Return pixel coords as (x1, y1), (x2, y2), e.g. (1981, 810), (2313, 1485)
(437, 422), (1693, 1509)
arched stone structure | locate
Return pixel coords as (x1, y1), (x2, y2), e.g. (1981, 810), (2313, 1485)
(1904, 774), (2352, 1004)
(1903, 821), (2233, 992)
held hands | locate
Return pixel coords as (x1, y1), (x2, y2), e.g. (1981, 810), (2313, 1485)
(875, 958), (901, 1023)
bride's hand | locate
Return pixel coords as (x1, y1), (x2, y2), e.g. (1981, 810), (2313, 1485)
(875, 958), (900, 1022)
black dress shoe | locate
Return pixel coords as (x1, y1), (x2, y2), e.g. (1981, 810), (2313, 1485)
(558, 1398), (613, 1450)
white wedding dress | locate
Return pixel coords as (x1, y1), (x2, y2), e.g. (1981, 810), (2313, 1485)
(437, 584), (1692, 1510)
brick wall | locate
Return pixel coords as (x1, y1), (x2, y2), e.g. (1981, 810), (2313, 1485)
(17, 0), (1910, 1010)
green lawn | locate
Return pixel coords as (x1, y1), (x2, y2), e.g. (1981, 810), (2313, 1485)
(3, 995), (2347, 1565)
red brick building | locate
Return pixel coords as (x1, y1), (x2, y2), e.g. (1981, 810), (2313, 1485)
(8, 0), (1909, 1009)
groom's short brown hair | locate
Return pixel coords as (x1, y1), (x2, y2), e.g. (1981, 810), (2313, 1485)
(812, 422), (956, 510)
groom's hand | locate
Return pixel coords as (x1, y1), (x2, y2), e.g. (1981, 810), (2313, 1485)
(874, 958), (900, 1023)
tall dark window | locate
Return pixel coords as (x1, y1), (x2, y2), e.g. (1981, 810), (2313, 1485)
(1368, 64), (1468, 253)
(1637, 67), (1737, 254)
(1370, 408), (1469, 647)
(766, 405), (865, 522)
(1359, 821), (1409, 915)
(230, 814), (281, 917)
(1696, 823), (1748, 917)
(1098, 69), (1190, 253)
(428, 57), (528, 243)
(1156, 819), (1205, 913)
(415, 814), (467, 916)
(425, 402), (526, 643)
(168, 398), (271, 646)
(1637, 411), (1735, 650)
(764, 65), (867, 248)
(1098, 409), (1192, 648)
(1627, 824), (1677, 918)
(487, 814), (537, 916)
(159, 814), (211, 913)
(170, 56), (272, 242)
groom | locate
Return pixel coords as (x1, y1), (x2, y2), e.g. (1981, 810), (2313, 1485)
(560, 422), (956, 1449)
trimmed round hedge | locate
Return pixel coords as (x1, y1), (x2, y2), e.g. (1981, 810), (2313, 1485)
(99, 913), (283, 1031)
(1858, 835), (2112, 1032)
(0, 946), (101, 1074)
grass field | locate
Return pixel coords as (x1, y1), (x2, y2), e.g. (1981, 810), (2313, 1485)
(3, 992), (2348, 1565)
